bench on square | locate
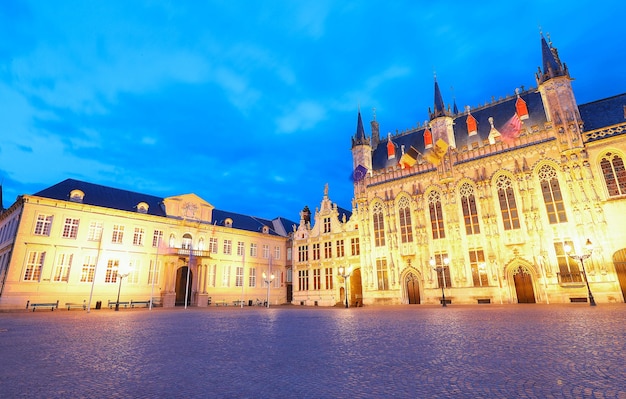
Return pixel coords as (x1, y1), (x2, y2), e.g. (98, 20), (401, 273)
(108, 300), (130, 309)
(214, 300), (228, 306)
(570, 297), (588, 303)
(232, 300), (246, 307)
(65, 301), (87, 310)
(130, 300), (151, 308)
(27, 300), (59, 312)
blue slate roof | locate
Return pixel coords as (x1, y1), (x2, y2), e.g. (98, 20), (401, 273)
(372, 90), (548, 171)
(33, 179), (296, 237)
(578, 93), (626, 132)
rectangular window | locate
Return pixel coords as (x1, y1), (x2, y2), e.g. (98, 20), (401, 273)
(323, 217), (331, 233)
(462, 196), (481, 235)
(313, 268), (321, 290)
(208, 264), (216, 287)
(133, 228), (145, 246)
(298, 269), (309, 291)
(274, 273), (281, 288)
(262, 244), (270, 259)
(351, 238), (360, 256)
(237, 241), (245, 257)
(148, 260), (160, 285)
(152, 230), (164, 247)
(324, 242), (332, 258)
(53, 253), (73, 282)
(87, 221), (103, 241)
(250, 243), (258, 257)
(112, 225), (124, 244)
(81, 255), (96, 283)
(62, 218), (80, 239)
(298, 245), (309, 262)
(287, 248), (292, 261)
(223, 239), (232, 255)
(127, 260), (140, 284)
(209, 238), (218, 254)
(249, 267), (256, 287)
(429, 201), (445, 239)
(222, 265), (231, 287)
(373, 212), (386, 246)
(236, 266), (244, 287)
(432, 253), (452, 288)
(274, 246), (280, 260)
(336, 240), (344, 257)
(469, 249), (488, 287)
(325, 267), (334, 290)
(312, 243), (320, 260)
(555, 241), (582, 283)
(499, 186), (521, 230)
(399, 207), (413, 243)
(34, 214), (53, 236)
(376, 258), (389, 290)
(24, 251), (46, 281)
(105, 259), (119, 283)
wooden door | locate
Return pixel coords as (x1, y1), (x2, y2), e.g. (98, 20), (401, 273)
(613, 249), (626, 302)
(513, 266), (535, 303)
(406, 273), (420, 304)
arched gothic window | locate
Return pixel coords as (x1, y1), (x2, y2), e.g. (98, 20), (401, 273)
(460, 182), (480, 235)
(428, 190), (445, 239)
(372, 202), (385, 247)
(538, 165), (567, 224)
(397, 196), (413, 243)
(600, 152), (626, 197)
(496, 175), (520, 230)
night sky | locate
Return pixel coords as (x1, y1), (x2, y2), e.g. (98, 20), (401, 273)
(1, 1), (625, 220)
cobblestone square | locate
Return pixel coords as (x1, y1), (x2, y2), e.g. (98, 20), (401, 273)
(1, 304), (625, 398)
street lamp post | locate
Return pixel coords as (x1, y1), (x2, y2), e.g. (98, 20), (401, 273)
(262, 271), (275, 308)
(115, 264), (133, 311)
(430, 257), (449, 307)
(565, 239), (596, 307)
(338, 265), (353, 308)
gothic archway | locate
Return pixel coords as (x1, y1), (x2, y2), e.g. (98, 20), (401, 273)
(405, 272), (421, 304)
(512, 265), (536, 303)
(613, 249), (626, 302)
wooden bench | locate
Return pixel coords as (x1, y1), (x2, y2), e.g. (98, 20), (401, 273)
(214, 300), (228, 306)
(130, 300), (151, 308)
(232, 300), (246, 307)
(65, 301), (87, 310)
(27, 300), (59, 312)
(108, 300), (130, 309)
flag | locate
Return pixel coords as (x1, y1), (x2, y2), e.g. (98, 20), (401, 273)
(352, 164), (368, 182)
(500, 113), (522, 143)
(423, 139), (449, 166)
(387, 137), (396, 159)
(399, 146), (420, 169)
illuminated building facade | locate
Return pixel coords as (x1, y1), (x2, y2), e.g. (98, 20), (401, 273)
(293, 35), (626, 305)
(0, 179), (295, 310)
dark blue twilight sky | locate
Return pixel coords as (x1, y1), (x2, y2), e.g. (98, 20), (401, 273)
(1, 1), (625, 220)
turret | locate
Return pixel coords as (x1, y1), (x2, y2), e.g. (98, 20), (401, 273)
(351, 110), (373, 178)
(427, 78), (456, 149)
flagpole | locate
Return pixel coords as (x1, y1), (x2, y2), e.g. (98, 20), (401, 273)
(241, 251), (245, 308)
(149, 236), (160, 310)
(87, 229), (103, 313)
(184, 245), (192, 309)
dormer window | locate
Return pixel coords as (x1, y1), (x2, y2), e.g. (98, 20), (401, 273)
(262, 226), (269, 234)
(69, 189), (85, 203)
(224, 218), (233, 228)
(136, 202), (149, 214)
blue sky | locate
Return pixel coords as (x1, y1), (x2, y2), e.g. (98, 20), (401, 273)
(1, 1), (625, 220)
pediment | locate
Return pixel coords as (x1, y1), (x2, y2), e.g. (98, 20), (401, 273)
(163, 193), (214, 222)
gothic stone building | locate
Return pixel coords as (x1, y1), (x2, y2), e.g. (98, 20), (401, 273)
(292, 35), (626, 306)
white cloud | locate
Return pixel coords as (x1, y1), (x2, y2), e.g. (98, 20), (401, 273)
(276, 101), (327, 134)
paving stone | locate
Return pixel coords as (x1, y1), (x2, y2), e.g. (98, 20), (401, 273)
(0, 304), (624, 398)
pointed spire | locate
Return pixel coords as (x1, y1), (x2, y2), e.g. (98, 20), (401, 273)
(351, 110), (369, 147)
(537, 33), (569, 85)
(430, 77), (447, 120)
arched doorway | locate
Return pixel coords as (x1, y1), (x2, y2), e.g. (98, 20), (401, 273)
(405, 272), (420, 304)
(350, 268), (363, 307)
(513, 266), (535, 303)
(613, 249), (626, 302)
(175, 266), (193, 306)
